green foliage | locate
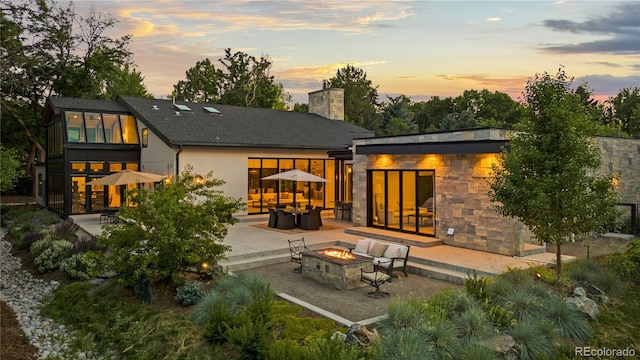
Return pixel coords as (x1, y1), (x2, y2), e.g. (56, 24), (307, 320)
(42, 282), (212, 359)
(33, 240), (73, 273)
(489, 67), (621, 279)
(460, 343), (501, 360)
(603, 86), (640, 138)
(565, 258), (624, 296)
(379, 329), (431, 359)
(452, 307), (495, 344)
(267, 337), (372, 360)
(464, 270), (490, 300)
(543, 296), (592, 341)
(175, 281), (205, 306)
(440, 110), (477, 130)
(59, 252), (100, 280)
(605, 240), (640, 282)
(380, 95), (417, 135)
(0, 144), (25, 192)
(99, 166), (244, 285)
(7, 209), (59, 238)
(54, 219), (80, 241)
(191, 274), (274, 356)
(330, 65), (382, 133)
(507, 320), (555, 360)
(173, 49), (290, 110)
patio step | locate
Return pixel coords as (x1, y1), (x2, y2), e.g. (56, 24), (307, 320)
(522, 243), (547, 256)
(408, 255), (495, 279)
(406, 261), (472, 285)
(344, 227), (443, 248)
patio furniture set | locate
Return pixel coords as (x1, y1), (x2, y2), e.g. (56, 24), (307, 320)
(288, 237), (411, 298)
(268, 206), (323, 230)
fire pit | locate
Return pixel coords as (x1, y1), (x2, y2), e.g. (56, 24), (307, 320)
(301, 248), (373, 290)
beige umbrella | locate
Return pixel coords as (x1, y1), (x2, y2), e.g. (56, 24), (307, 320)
(261, 169), (328, 183)
(86, 170), (165, 186)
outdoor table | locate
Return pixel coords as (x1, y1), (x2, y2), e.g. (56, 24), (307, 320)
(284, 208), (308, 226)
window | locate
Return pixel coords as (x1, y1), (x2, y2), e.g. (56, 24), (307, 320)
(84, 113), (104, 143)
(102, 114), (122, 143)
(65, 112), (85, 142)
(141, 128), (148, 147)
(120, 115), (139, 144)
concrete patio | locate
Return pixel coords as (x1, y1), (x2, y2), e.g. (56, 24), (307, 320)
(70, 212), (573, 325)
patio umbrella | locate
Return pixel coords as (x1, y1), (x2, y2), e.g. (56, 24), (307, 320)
(86, 170), (165, 186)
(261, 169), (328, 183)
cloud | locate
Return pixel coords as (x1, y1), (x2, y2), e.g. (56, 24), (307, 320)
(574, 74), (640, 96)
(486, 17), (501, 22)
(540, 2), (640, 54)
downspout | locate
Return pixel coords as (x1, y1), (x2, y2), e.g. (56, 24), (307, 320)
(175, 145), (183, 177)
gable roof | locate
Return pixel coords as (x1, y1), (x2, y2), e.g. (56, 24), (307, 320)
(117, 96), (373, 150)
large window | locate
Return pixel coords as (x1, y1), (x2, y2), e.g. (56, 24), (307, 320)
(63, 111), (139, 144)
(370, 170), (435, 236)
(247, 158), (335, 214)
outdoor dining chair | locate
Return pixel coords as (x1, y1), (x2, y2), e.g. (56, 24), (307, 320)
(268, 208), (278, 228)
(299, 208), (321, 230)
(360, 267), (391, 298)
(288, 237), (309, 272)
(276, 209), (296, 230)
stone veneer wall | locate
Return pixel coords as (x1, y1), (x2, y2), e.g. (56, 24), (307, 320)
(351, 130), (640, 257)
(596, 136), (640, 216)
(308, 88), (344, 121)
(352, 152), (527, 256)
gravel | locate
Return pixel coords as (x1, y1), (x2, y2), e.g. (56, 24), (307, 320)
(0, 229), (108, 359)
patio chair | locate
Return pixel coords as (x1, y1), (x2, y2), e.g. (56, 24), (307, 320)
(315, 206), (323, 226)
(299, 208), (321, 230)
(268, 208), (278, 228)
(342, 202), (352, 221)
(288, 237), (309, 272)
(361, 268), (391, 298)
(335, 201), (343, 219)
(276, 209), (296, 230)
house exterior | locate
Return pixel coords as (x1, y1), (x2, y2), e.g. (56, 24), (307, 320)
(41, 87), (373, 216)
(350, 128), (640, 256)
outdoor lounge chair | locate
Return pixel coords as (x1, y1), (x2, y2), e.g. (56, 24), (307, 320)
(288, 237), (309, 272)
(361, 267), (391, 298)
(276, 209), (296, 230)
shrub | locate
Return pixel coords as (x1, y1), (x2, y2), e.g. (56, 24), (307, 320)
(408, 288), (459, 323)
(507, 320), (555, 360)
(486, 276), (515, 302)
(16, 231), (44, 251)
(175, 281), (205, 306)
(54, 219), (80, 241)
(60, 252), (100, 280)
(423, 322), (463, 359)
(500, 286), (547, 322)
(385, 301), (429, 330)
(543, 296), (592, 341)
(605, 239), (640, 282)
(460, 343), (501, 360)
(190, 274), (274, 356)
(71, 235), (104, 253)
(452, 307), (494, 344)
(34, 239), (73, 273)
(380, 328), (431, 360)
(464, 270), (491, 301)
(566, 258), (604, 286)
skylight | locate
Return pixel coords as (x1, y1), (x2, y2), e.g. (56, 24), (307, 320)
(173, 104), (192, 112)
(203, 106), (221, 114)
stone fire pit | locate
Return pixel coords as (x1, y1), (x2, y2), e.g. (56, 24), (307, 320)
(301, 248), (373, 290)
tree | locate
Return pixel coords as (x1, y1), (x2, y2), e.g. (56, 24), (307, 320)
(489, 68), (620, 279)
(172, 49), (291, 109)
(380, 95), (418, 135)
(1, 0), (140, 180)
(454, 89), (523, 128)
(99, 166), (245, 286)
(0, 145), (25, 193)
(440, 110), (477, 130)
(103, 64), (153, 100)
(411, 96), (456, 132)
(329, 65), (382, 133)
(173, 58), (224, 102)
(605, 87), (640, 138)
(292, 102), (308, 112)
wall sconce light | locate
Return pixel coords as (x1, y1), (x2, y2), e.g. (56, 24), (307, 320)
(611, 176), (619, 189)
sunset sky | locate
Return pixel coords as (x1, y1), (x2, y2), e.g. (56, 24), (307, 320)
(71, 0), (639, 105)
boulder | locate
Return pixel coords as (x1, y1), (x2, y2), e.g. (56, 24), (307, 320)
(478, 335), (518, 359)
(565, 286), (599, 319)
(345, 324), (379, 346)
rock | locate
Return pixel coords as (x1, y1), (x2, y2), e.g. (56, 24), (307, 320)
(89, 278), (106, 286)
(565, 287), (599, 319)
(331, 331), (347, 342)
(479, 334), (518, 356)
(345, 324), (379, 346)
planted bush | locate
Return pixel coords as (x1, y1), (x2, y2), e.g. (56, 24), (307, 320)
(60, 252), (100, 280)
(33, 240), (73, 273)
(175, 281), (204, 306)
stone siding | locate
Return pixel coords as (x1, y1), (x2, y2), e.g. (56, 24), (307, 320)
(308, 88), (344, 121)
(351, 130), (639, 257)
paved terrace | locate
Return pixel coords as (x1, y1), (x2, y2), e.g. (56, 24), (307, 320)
(71, 213), (573, 325)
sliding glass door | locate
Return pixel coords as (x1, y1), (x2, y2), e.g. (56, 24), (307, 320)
(369, 170), (435, 236)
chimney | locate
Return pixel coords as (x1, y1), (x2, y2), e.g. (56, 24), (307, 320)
(308, 83), (344, 121)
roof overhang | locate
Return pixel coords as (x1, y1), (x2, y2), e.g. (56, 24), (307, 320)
(355, 140), (508, 155)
